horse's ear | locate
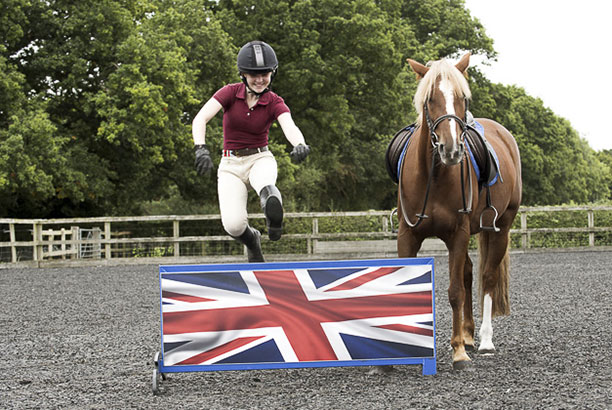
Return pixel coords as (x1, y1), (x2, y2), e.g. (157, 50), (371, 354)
(407, 58), (429, 79)
(455, 52), (471, 75)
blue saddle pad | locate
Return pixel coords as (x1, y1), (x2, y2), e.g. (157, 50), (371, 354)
(465, 121), (501, 187)
(395, 125), (416, 181)
(392, 121), (501, 188)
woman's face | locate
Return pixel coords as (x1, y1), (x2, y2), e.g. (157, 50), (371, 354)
(243, 72), (272, 94)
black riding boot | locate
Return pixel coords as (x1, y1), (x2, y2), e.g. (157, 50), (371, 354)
(259, 185), (283, 241)
(233, 226), (264, 262)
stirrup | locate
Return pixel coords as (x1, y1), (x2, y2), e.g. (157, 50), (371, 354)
(389, 208), (398, 233)
(479, 205), (500, 232)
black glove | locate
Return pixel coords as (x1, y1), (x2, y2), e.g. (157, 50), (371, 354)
(290, 144), (310, 164)
(194, 144), (214, 175)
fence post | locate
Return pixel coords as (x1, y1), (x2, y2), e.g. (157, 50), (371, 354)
(60, 228), (66, 259)
(311, 218), (319, 254)
(71, 226), (79, 258)
(173, 220), (180, 257)
(9, 223), (17, 263)
(32, 222), (42, 261)
(104, 222), (111, 259)
(588, 210), (595, 247)
(520, 212), (528, 250)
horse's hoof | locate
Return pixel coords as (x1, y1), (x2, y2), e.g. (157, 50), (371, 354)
(465, 344), (475, 352)
(452, 360), (473, 371)
(478, 348), (496, 355)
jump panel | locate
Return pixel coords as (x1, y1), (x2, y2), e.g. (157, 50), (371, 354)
(157, 258), (436, 376)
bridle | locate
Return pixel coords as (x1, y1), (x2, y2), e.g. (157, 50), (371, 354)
(423, 97), (470, 149)
(398, 97), (473, 228)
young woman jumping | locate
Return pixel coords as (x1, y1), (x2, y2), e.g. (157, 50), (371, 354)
(192, 40), (310, 262)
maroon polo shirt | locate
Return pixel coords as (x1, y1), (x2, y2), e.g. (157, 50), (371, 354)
(212, 83), (290, 150)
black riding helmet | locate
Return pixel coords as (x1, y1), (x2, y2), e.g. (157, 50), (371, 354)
(237, 41), (278, 96)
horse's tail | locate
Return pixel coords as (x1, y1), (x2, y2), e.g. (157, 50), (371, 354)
(478, 231), (510, 317)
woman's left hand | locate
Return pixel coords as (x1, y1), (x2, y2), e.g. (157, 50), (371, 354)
(290, 144), (310, 164)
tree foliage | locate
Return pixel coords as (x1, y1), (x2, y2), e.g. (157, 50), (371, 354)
(470, 72), (610, 204)
(1, 0), (610, 217)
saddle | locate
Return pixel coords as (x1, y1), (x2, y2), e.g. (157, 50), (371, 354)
(385, 124), (416, 184)
(464, 120), (501, 189)
(386, 117), (503, 232)
(385, 119), (501, 189)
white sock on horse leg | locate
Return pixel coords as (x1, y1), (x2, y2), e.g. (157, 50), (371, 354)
(478, 293), (495, 352)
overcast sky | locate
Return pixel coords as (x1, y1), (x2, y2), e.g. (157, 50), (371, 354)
(463, 0), (611, 151)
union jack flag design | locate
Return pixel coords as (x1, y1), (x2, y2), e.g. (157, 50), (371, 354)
(159, 259), (435, 370)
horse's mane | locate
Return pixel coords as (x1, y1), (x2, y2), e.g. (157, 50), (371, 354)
(413, 59), (471, 125)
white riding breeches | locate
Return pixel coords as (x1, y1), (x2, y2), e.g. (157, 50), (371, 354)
(217, 151), (278, 237)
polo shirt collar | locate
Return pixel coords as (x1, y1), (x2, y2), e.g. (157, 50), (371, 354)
(235, 82), (273, 105)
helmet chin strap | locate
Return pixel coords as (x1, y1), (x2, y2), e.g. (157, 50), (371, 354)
(240, 75), (271, 97)
(240, 72), (275, 97)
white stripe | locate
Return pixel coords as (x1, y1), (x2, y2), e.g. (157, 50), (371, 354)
(295, 265), (432, 301)
(439, 78), (458, 145)
(163, 327), (298, 366)
(322, 314), (434, 360)
(253, 44), (264, 67)
(161, 270), (268, 312)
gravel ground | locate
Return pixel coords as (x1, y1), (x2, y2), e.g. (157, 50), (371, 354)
(1, 251), (611, 409)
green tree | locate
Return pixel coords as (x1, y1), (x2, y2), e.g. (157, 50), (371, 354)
(1, 0), (235, 216)
(92, 1), (236, 213)
(211, 0), (495, 211)
(1, 35), (92, 217)
(1, 1), (145, 216)
(2, 0), (609, 217)
(595, 149), (612, 201)
(469, 72), (610, 205)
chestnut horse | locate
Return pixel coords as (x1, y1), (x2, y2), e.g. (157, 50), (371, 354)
(397, 53), (522, 369)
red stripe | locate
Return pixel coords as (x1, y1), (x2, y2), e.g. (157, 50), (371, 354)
(162, 290), (214, 303)
(377, 323), (434, 337)
(326, 267), (400, 291)
(176, 336), (264, 365)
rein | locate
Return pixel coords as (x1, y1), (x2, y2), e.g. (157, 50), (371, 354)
(398, 139), (436, 228)
(398, 100), (473, 229)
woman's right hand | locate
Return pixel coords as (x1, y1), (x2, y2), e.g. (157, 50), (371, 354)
(194, 144), (214, 175)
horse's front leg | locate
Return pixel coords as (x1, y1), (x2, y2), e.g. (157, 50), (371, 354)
(446, 232), (472, 370)
(462, 254), (475, 351)
(397, 220), (423, 257)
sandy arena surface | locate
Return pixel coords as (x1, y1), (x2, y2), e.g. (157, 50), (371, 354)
(1, 251), (611, 409)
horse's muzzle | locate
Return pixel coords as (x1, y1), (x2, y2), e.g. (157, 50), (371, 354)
(437, 141), (465, 166)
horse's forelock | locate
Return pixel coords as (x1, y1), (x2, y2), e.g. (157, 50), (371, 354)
(413, 59), (472, 124)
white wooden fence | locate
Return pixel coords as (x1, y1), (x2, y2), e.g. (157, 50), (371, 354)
(1, 206), (611, 267)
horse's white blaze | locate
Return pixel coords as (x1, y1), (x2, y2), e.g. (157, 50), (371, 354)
(439, 79), (458, 146)
(478, 293), (495, 352)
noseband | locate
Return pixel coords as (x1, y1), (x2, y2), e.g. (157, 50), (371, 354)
(423, 97), (470, 148)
